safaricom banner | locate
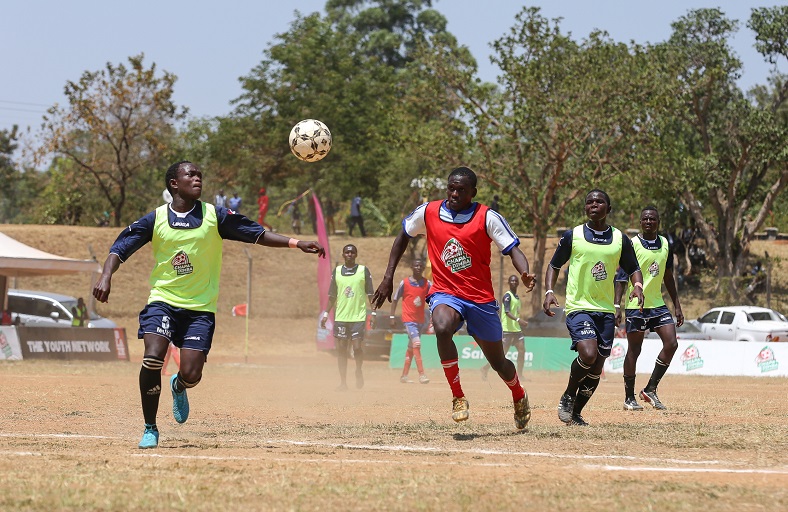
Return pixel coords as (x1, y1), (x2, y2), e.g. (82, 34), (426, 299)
(604, 338), (787, 377)
(390, 334), (787, 377)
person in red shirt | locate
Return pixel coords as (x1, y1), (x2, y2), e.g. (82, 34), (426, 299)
(373, 167), (536, 429)
(257, 188), (273, 230)
(390, 258), (432, 384)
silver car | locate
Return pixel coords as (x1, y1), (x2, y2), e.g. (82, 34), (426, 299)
(7, 289), (116, 328)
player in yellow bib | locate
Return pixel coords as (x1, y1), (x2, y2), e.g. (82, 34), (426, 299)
(544, 189), (644, 426)
(93, 161), (325, 449)
(614, 206), (683, 411)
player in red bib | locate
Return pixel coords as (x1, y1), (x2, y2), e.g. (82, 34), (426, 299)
(390, 258), (432, 384)
(373, 167), (536, 429)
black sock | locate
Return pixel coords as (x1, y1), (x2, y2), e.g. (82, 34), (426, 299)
(623, 374), (636, 399)
(646, 358), (669, 392)
(574, 373), (601, 414)
(564, 356), (591, 397)
(139, 366), (162, 426)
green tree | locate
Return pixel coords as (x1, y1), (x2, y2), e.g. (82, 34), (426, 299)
(36, 54), (186, 226)
(656, 7), (788, 298)
(420, 7), (661, 313)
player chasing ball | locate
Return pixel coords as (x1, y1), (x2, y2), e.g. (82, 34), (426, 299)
(372, 167), (535, 430)
(614, 206), (683, 411)
(93, 160), (324, 449)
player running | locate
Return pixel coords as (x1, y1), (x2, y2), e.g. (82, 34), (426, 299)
(93, 160), (324, 449)
(372, 167), (535, 429)
(543, 189), (644, 426)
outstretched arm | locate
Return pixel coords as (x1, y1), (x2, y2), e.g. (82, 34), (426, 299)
(256, 230), (325, 257)
(371, 230), (410, 309)
(93, 254), (122, 303)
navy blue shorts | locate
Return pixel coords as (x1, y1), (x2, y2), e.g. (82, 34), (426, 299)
(565, 311), (615, 357)
(334, 321), (365, 341)
(625, 305), (674, 333)
(428, 292), (502, 342)
(138, 301), (215, 354)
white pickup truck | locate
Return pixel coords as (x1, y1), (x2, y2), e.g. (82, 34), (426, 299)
(692, 306), (788, 342)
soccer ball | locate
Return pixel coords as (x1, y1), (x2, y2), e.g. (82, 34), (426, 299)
(289, 119), (332, 162)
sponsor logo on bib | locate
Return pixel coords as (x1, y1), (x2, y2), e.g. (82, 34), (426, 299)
(441, 238), (472, 273)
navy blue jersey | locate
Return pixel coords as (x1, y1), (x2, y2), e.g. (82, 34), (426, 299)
(549, 223), (639, 276)
(109, 201), (265, 261)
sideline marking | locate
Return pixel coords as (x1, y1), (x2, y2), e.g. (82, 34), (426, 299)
(0, 433), (119, 440)
(263, 439), (721, 465)
(590, 464), (788, 475)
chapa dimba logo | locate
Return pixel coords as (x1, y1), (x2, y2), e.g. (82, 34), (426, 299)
(441, 238), (471, 273)
(680, 344), (704, 371)
(171, 250), (193, 275)
(754, 346), (779, 373)
(591, 261), (607, 281)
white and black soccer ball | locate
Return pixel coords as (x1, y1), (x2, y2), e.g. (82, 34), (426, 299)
(289, 119), (332, 162)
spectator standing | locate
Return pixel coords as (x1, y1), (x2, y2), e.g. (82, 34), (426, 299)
(228, 192), (242, 213)
(215, 189), (227, 208)
(71, 297), (88, 327)
(324, 199), (336, 235)
(257, 188), (273, 230)
(348, 193), (366, 237)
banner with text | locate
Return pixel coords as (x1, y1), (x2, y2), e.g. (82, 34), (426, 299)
(389, 334), (576, 371)
(17, 327), (129, 361)
(0, 327), (23, 360)
(604, 338), (788, 377)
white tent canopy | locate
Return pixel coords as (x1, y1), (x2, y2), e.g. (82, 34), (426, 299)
(0, 231), (100, 277)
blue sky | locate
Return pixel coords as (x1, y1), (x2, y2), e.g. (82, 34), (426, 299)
(2, 1), (784, 135)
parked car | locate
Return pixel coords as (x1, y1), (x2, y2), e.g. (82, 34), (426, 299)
(690, 306), (788, 342)
(7, 289), (117, 328)
(645, 321), (710, 340)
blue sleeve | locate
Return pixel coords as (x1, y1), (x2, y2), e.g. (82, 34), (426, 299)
(109, 212), (155, 262)
(614, 267), (629, 282)
(216, 206), (264, 243)
(502, 293), (512, 314)
(618, 235), (641, 275)
(549, 230), (573, 269)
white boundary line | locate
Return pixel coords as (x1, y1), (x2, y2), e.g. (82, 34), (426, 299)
(589, 464), (788, 475)
(262, 439), (721, 465)
(0, 433), (119, 440)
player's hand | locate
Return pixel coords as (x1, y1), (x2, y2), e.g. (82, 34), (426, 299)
(615, 310), (622, 327)
(298, 241), (325, 258)
(629, 288), (645, 312)
(371, 278), (394, 309)
(93, 276), (112, 303)
(543, 291), (559, 317)
(675, 305), (684, 327)
(520, 272), (536, 292)
(518, 318), (529, 328)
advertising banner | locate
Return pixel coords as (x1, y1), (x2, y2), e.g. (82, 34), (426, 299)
(389, 334), (576, 371)
(0, 326), (23, 360)
(17, 327), (129, 361)
(605, 338), (788, 377)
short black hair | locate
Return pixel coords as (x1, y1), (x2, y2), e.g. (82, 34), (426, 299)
(343, 244), (357, 252)
(165, 160), (192, 194)
(448, 166), (477, 188)
(641, 205), (659, 217)
(586, 188), (612, 209)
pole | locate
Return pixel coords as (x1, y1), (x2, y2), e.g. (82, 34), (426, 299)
(765, 251), (772, 309)
(243, 248), (253, 364)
